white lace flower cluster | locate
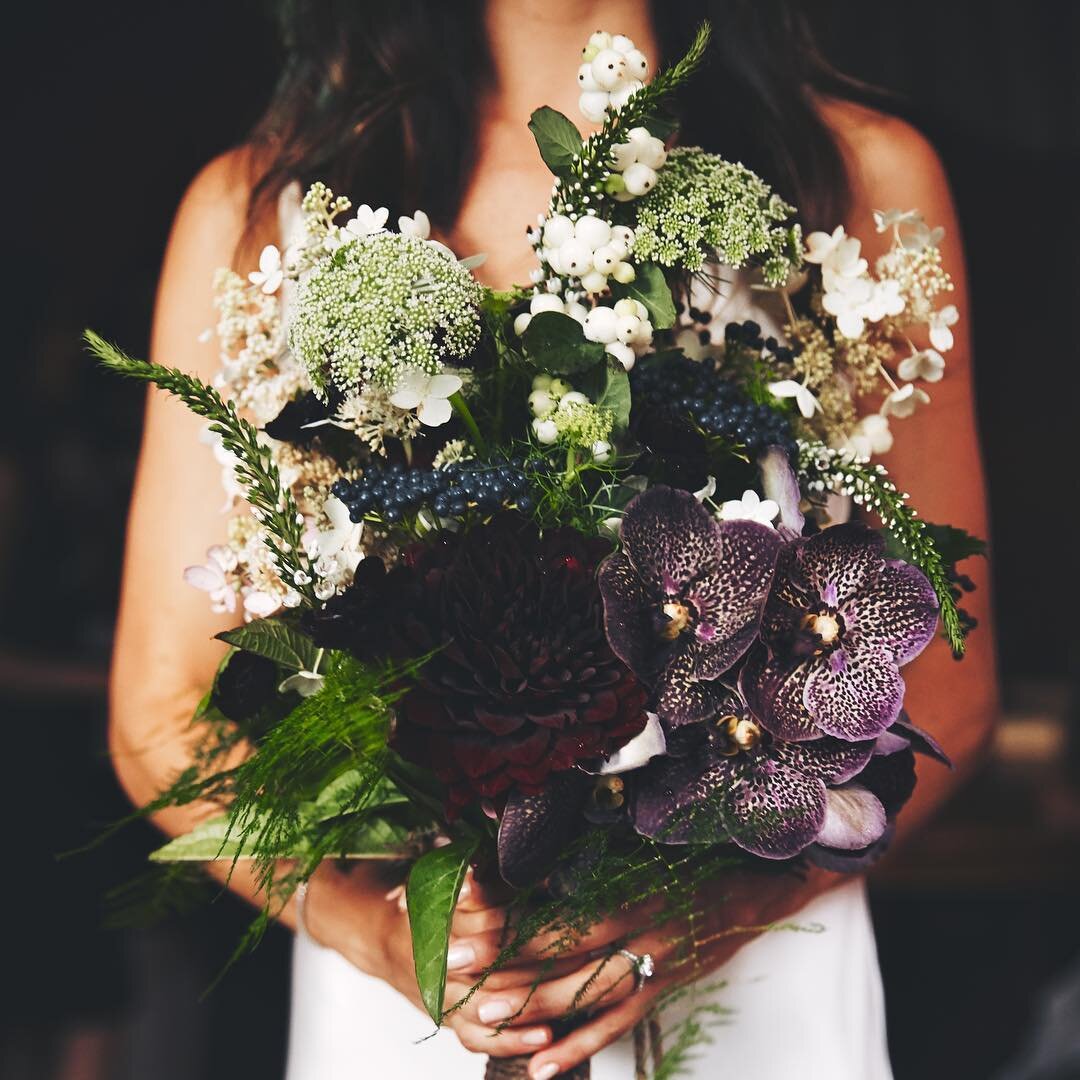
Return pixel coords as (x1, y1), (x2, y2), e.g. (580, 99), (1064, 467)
(528, 374), (614, 458)
(577, 31), (649, 122)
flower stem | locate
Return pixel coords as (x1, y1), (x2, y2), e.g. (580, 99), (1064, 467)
(449, 392), (488, 457)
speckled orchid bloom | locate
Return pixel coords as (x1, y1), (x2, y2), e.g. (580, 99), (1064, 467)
(598, 485), (782, 726)
(631, 689), (880, 859)
(741, 523), (939, 743)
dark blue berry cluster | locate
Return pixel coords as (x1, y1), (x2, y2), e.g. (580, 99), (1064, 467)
(723, 318), (799, 365)
(631, 336), (796, 454)
(331, 459), (543, 524)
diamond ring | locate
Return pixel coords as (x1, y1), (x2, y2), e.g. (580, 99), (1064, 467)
(617, 947), (655, 993)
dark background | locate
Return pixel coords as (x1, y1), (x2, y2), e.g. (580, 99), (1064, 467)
(2, 2), (1077, 1078)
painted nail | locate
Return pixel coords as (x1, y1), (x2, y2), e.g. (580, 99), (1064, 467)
(478, 999), (513, 1024)
(530, 1063), (559, 1080)
(446, 944), (475, 971)
(521, 1028), (550, 1047)
(456, 880), (472, 904)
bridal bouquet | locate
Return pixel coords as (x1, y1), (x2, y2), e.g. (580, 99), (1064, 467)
(90, 22), (980, 1076)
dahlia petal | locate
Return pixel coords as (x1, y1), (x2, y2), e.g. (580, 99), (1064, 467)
(797, 523), (885, 606)
(497, 772), (590, 887)
(804, 648), (904, 741)
(619, 486), (723, 595)
(598, 552), (667, 678)
(655, 647), (733, 727)
(843, 559), (939, 665)
(472, 708), (526, 736)
(772, 736), (875, 785)
(720, 763), (827, 859)
(816, 783), (887, 850)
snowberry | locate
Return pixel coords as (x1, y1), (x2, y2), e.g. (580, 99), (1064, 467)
(615, 314), (642, 343)
(583, 306), (619, 343)
(577, 63), (601, 93)
(609, 80), (643, 111)
(531, 293), (564, 315)
(592, 245), (620, 273)
(557, 391), (590, 413)
(622, 162), (658, 197)
(624, 49), (649, 79)
(611, 34), (634, 53)
(579, 270), (609, 295)
(548, 377), (573, 399)
(586, 31), (612, 53)
(573, 215), (611, 250)
(591, 49), (626, 89)
(611, 225), (634, 249)
(528, 389), (555, 417)
(592, 439), (613, 463)
(532, 373), (554, 392)
(578, 91), (610, 123)
(610, 261), (636, 284)
(543, 214), (574, 248)
(605, 341), (636, 371)
(564, 301), (589, 324)
(513, 312), (532, 336)
(532, 417), (559, 444)
(559, 238), (595, 276)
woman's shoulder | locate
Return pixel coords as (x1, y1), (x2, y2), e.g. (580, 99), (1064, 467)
(816, 97), (955, 239)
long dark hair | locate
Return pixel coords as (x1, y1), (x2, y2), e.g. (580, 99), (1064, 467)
(243, 1), (870, 256)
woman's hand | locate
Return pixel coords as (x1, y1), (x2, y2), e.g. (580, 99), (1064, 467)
(445, 865), (836, 1079)
(303, 862), (566, 1058)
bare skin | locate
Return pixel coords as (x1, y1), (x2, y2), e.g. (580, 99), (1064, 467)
(110, 1), (997, 1075)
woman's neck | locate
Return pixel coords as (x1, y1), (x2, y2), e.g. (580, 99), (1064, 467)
(482, 0), (657, 127)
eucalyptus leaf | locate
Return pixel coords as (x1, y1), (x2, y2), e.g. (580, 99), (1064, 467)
(217, 618), (321, 672)
(610, 262), (677, 329)
(407, 838), (478, 1023)
(522, 311), (606, 375)
(528, 106), (583, 178)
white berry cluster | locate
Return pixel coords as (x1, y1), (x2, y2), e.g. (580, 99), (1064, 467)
(607, 126), (667, 201)
(528, 374), (613, 461)
(578, 31), (649, 123)
(512, 291), (588, 337)
(582, 299), (653, 371)
(529, 213), (636, 295)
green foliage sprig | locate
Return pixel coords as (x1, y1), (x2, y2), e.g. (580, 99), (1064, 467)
(797, 439), (969, 655)
(84, 331), (317, 604)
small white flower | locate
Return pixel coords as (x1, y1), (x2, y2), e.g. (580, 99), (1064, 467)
(718, 489), (780, 527)
(897, 348), (945, 383)
(243, 590), (280, 619)
(863, 278), (906, 321)
(184, 546), (238, 614)
(397, 210), (430, 239)
(344, 204), (390, 238)
(873, 208), (922, 233)
(598, 713), (667, 774)
(388, 367), (463, 427)
(768, 379), (820, 418)
(821, 273), (874, 338)
(279, 670), (325, 697)
(928, 305), (959, 352)
(316, 495), (364, 573)
(841, 414), (894, 457)
(804, 226), (867, 279)
(248, 245), (283, 294)
(881, 384), (931, 418)
(694, 476), (716, 502)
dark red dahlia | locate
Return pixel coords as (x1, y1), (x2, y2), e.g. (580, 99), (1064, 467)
(389, 516), (648, 813)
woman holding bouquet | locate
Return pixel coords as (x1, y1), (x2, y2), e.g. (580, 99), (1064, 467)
(109, 1), (997, 1077)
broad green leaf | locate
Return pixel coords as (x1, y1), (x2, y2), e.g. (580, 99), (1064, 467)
(217, 618), (320, 672)
(306, 769), (407, 824)
(593, 361), (632, 435)
(610, 262), (677, 329)
(528, 106), (583, 178)
(407, 838), (478, 1023)
(150, 817), (251, 862)
(522, 311), (606, 375)
(884, 521), (987, 567)
(335, 808), (432, 859)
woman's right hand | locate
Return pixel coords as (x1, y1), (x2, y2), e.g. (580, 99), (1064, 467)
(303, 861), (560, 1058)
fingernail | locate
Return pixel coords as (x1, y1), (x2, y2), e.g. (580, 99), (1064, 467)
(384, 884), (404, 903)
(530, 1063), (559, 1080)
(521, 1028), (550, 1047)
(478, 999), (513, 1024)
(456, 880), (472, 904)
(446, 944), (475, 971)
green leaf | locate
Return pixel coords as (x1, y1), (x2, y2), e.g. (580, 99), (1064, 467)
(528, 106), (583, 178)
(884, 522), (987, 567)
(580, 360), (632, 435)
(407, 838), (478, 1023)
(610, 263), (677, 329)
(150, 817), (255, 862)
(217, 618), (320, 672)
(522, 311), (606, 375)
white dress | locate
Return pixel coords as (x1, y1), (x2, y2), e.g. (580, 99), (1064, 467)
(277, 189), (894, 1080)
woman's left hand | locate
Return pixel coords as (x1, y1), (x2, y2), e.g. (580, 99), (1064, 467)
(446, 865), (834, 1078)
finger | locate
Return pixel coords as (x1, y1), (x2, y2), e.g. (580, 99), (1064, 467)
(444, 954), (585, 1004)
(447, 1017), (553, 1058)
(526, 984), (663, 1079)
(454, 952), (638, 1029)
(454, 869), (515, 913)
(451, 902), (515, 937)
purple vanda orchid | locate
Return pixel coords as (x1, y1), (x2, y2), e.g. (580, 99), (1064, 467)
(742, 523), (939, 744)
(598, 485), (782, 726)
